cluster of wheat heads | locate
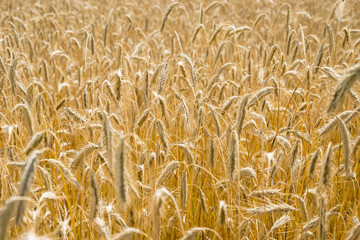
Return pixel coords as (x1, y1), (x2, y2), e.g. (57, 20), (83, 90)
(1, 0), (360, 239)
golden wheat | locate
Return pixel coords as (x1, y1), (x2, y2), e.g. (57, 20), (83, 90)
(0, 0), (360, 239)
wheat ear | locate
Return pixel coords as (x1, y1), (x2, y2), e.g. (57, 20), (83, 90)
(237, 94), (250, 136)
(0, 197), (34, 240)
(115, 137), (127, 204)
(23, 131), (45, 155)
(337, 116), (355, 179)
(320, 142), (333, 188)
(160, 2), (184, 32)
(218, 200), (227, 225)
(112, 228), (148, 240)
(328, 64), (360, 112)
(15, 150), (42, 225)
(103, 112), (113, 168)
(156, 161), (180, 187)
(70, 144), (99, 170)
(89, 170), (100, 220)
(346, 224), (360, 240)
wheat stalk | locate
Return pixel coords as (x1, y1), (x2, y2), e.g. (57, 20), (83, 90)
(328, 64), (360, 112)
(0, 197), (34, 240)
(160, 2), (184, 32)
(308, 149), (320, 180)
(89, 170), (100, 220)
(15, 150), (42, 225)
(237, 94), (250, 136)
(320, 142), (333, 188)
(266, 214), (291, 238)
(250, 189), (282, 198)
(156, 161), (180, 187)
(319, 195), (327, 240)
(229, 130), (237, 180)
(23, 131), (44, 155)
(247, 203), (297, 215)
(40, 158), (81, 189)
(156, 119), (168, 150)
(115, 137), (127, 204)
(346, 224), (360, 240)
(12, 103), (33, 136)
(8, 58), (18, 96)
(336, 116), (355, 179)
(103, 112), (113, 168)
(151, 190), (164, 240)
(218, 200), (227, 225)
(180, 169), (187, 209)
(208, 135), (215, 167)
(70, 144), (99, 170)
(112, 228), (148, 240)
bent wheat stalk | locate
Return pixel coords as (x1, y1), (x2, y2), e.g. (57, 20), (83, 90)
(328, 64), (360, 112)
(15, 150), (42, 225)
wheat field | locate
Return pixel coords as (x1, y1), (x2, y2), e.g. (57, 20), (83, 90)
(1, 0), (360, 239)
